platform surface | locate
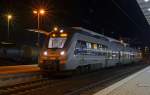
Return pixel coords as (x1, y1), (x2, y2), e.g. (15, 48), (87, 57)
(0, 64), (40, 75)
(94, 65), (150, 95)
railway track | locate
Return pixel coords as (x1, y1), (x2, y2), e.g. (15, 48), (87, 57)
(0, 63), (148, 95)
(0, 72), (67, 95)
(65, 63), (149, 95)
(0, 72), (42, 87)
(0, 77), (51, 95)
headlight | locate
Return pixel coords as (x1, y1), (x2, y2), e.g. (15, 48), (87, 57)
(43, 51), (48, 56)
(60, 51), (65, 56)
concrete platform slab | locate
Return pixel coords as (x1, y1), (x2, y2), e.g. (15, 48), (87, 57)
(0, 65), (40, 75)
(94, 66), (150, 95)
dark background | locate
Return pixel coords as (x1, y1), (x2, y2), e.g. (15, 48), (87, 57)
(0, 0), (149, 47)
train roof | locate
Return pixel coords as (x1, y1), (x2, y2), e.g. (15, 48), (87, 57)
(71, 27), (124, 44)
(28, 27), (128, 47)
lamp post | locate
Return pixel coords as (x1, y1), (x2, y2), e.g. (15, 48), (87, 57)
(33, 9), (45, 46)
(7, 14), (12, 41)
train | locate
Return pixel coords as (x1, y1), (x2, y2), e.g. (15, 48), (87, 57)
(0, 42), (39, 65)
(38, 27), (142, 73)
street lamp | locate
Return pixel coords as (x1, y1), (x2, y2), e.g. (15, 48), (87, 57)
(54, 27), (58, 31)
(7, 14), (12, 41)
(33, 9), (45, 46)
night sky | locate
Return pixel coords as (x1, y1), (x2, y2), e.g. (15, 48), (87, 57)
(0, 0), (149, 47)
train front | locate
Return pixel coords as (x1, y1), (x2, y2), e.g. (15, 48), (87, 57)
(39, 28), (68, 72)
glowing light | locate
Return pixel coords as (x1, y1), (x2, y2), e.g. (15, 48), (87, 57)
(144, 0), (149, 2)
(60, 51), (65, 56)
(7, 15), (12, 20)
(43, 51), (48, 56)
(33, 10), (38, 14)
(52, 34), (56, 37)
(33, 9), (45, 15)
(148, 8), (150, 11)
(54, 27), (58, 31)
(40, 9), (45, 15)
(60, 29), (64, 33)
(60, 33), (67, 37)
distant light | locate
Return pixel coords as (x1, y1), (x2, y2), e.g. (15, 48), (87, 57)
(60, 29), (64, 33)
(33, 9), (45, 15)
(60, 33), (67, 37)
(120, 40), (123, 44)
(7, 15), (12, 20)
(52, 34), (56, 37)
(39, 9), (45, 15)
(33, 10), (38, 14)
(148, 8), (150, 11)
(144, 0), (149, 2)
(54, 27), (58, 31)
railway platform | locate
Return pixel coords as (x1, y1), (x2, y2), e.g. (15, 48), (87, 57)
(0, 64), (40, 75)
(94, 65), (150, 95)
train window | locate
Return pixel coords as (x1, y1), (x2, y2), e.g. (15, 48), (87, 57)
(120, 51), (123, 57)
(86, 42), (91, 49)
(74, 40), (108, 56)
(75, 40), (86, 49)
(74, 40), (87, 55)
(48, 38), (67, 48)
(93, 44), (97, 49)
(98, 44), (102, 48)
(112, 51), (119, 59)
(75, 41), (81, 49)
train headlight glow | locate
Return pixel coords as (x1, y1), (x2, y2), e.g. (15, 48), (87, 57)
(43, 51), (48, 56)
(60, 51), (65, 56)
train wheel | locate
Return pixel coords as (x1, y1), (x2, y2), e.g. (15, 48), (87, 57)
(76, 65), (91, 74)
(76, 66), (84, 74)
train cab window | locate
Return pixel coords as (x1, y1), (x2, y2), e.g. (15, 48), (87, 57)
(48, 38), (67, 48)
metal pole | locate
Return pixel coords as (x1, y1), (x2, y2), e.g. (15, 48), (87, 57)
(37, 13), (40, 47)
(8, 18), (10, 41)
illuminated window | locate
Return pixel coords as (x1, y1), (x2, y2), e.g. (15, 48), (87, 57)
(74, 40), (109, 56)
(93, 44), (97, 49)
(86, 42), (91, 49)
(48, 38), (66, 48)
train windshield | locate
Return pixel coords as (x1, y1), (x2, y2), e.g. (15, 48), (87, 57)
(48, 38), (67, 48)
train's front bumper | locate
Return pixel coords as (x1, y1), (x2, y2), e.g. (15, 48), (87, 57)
(39, 50), (67, 72)
(39, 60), (65, 72)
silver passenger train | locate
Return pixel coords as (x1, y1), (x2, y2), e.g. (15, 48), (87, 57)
(39, 27), (142, 72)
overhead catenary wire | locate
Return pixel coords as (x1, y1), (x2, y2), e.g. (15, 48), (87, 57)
(111, 0), (144, 32)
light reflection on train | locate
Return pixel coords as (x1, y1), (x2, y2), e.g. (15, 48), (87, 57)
(39, 27), (142, 72)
